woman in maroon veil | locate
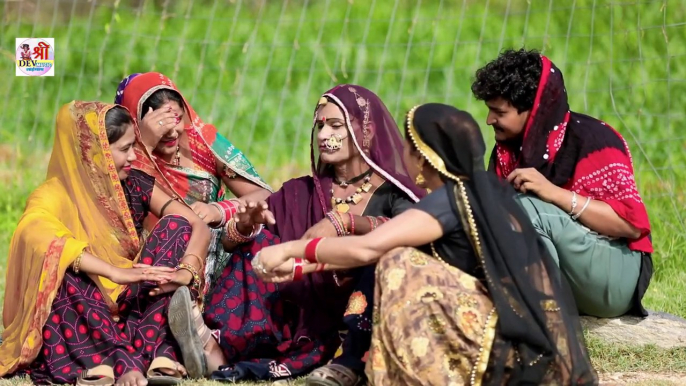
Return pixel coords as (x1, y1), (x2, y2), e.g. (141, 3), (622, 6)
(168, 85), (424, 384)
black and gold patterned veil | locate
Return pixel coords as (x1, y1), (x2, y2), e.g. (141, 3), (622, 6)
(405, 103), (598, 385)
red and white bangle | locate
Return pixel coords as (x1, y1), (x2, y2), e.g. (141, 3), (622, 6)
(315, 263), (326, 272)
(210, 199), (239, 227)
(304, 237), (325, 264)
(348, 213), (356, 235)
(292, 258), (305, 281)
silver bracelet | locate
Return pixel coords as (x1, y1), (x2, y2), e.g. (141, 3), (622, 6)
(572, 197), (592, 220)
(568, 191), (578, 215)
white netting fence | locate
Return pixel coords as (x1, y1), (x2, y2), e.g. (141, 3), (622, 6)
(1, 0), (684, 239)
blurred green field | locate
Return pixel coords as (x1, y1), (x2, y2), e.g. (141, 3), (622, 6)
(0, 0), (684, 324)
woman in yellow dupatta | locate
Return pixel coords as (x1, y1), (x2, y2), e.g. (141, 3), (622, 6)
(0, 101), (211, 386)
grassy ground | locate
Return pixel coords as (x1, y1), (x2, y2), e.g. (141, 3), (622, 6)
(1, 0), (685, 383)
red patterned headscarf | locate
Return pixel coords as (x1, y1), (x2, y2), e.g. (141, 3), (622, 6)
(490, 55), (652, 253)
(117, 72), (271, 203)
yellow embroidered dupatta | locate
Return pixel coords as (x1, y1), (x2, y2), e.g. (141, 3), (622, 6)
(0, 101), (142, 375)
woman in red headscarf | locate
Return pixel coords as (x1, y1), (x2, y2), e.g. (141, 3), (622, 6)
(115, 73), (273, 299)
(471, 48), (653, 319)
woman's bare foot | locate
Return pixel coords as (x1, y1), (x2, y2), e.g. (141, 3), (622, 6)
(116, 370), (148, 386)
(156, 363), (188, 377)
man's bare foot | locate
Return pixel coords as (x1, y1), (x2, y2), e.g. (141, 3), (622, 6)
(116, 370), (148, 386)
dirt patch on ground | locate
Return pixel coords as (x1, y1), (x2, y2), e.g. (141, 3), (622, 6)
(600, 371), (686, 385)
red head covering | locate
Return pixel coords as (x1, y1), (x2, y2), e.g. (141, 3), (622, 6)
(117, 72), (271, 202)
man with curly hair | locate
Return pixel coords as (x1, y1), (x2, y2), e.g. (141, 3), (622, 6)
(471, 48), (653, 318)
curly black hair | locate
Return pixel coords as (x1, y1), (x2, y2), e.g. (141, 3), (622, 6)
(471, 48), (543, 113)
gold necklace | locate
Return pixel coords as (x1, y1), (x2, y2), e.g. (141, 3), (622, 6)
(330, 170), (373, 213)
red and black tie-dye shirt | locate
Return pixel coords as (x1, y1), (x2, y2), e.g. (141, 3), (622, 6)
(489, 55), (652, 254)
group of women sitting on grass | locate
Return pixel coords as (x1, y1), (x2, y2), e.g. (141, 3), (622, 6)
(0, 48), (652, 386)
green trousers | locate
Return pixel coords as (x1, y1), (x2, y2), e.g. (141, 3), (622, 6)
(515, 194), (641, 317)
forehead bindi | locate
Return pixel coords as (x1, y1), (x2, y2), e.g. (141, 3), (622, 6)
(317, 103), (344, 121)
(165, 101), (184, 115)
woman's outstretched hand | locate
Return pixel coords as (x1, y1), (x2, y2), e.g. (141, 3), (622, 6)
(256, 259), (296, 283)
(251, 244), (293, 282)
(506, 168), (562, 203)
(235, 200), (276, 229)
(147, 266), (195, 296)
(107, 264), (175, 285)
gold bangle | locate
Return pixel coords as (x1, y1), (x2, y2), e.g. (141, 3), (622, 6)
(225, 218), (261, 243)
(176, 263), (201, 291)
(72, 251), (84, 274)
(182, 253), (204, 268)
(332, 211), (349, 235)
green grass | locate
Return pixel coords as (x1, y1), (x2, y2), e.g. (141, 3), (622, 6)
(587, 335), (686, 374)
(0, 377), (307, 386)
(1, 0), (685, 382)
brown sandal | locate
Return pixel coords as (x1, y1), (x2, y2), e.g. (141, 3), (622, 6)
(146, 357), (184, 385)
(305, 364), (363, 386)
(76, 365), (115, 386)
